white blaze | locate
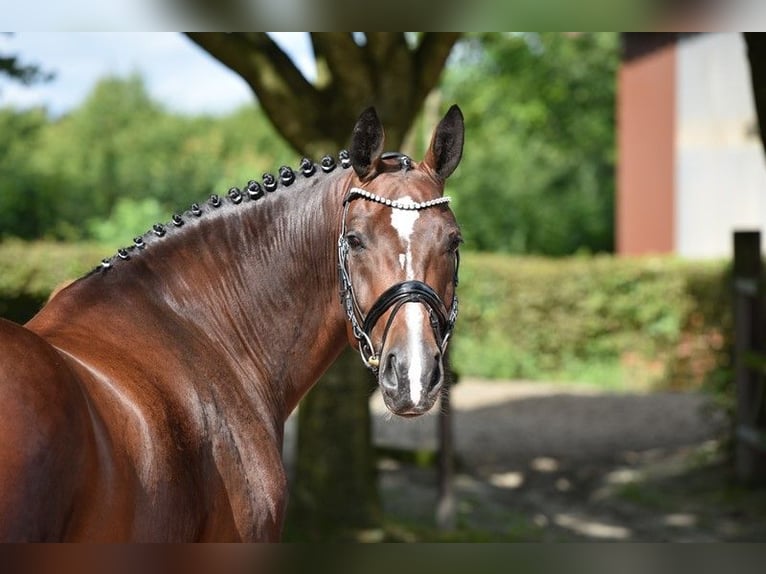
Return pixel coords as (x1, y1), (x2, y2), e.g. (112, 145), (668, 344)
(390, 198), (425, 401)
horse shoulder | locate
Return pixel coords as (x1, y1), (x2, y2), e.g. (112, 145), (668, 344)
(184, 373), (288, 541)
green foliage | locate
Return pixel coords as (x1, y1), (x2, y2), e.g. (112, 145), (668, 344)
(0, 107), (53, 239)
(0, 74), (294, 242)
(87, 198), (166, 248)
(0, 240), (106, 298)
(1, 39), (619, 259)
(0, 240), (107, 322)
(442, 33), (618, 255)
(453, 253), (730, 390)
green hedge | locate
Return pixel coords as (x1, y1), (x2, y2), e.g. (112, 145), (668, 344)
(0, 240), (108, 323)
(453, 253), (731, 390)
(0, 242), (731, 391)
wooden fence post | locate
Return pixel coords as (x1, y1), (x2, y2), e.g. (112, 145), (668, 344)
(733, 230), (766, 485)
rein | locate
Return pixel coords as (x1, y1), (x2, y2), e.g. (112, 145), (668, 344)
(338, 186), (459, 374)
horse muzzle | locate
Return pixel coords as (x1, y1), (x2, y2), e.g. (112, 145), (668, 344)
(376, 307), (445, 417)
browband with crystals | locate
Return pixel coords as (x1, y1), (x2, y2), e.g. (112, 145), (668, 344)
(346, 187), (451, 210)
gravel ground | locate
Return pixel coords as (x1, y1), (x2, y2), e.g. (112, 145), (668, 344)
(369, 379), (723, 469)
(286, 379), (766, 541)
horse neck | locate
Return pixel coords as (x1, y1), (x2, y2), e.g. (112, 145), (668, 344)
(91, 169), (352, 421)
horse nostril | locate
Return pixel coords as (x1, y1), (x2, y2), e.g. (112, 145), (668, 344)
(380, 353), (398, 391)
(428, 355), (443, 392)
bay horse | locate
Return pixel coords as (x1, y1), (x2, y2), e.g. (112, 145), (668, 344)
(0, 105), (464, 541)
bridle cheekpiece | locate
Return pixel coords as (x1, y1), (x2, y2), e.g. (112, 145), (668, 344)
(338, 186), (459, 374)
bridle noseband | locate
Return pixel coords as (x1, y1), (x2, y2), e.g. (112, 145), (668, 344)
(338, 186), (459, 374)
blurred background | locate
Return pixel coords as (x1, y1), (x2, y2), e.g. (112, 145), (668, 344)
(2, 31), (766, 541)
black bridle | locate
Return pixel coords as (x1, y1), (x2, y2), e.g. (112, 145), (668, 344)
(338, 186), (459, 374)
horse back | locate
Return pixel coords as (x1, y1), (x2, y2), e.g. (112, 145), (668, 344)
(0, 317), (96, 541)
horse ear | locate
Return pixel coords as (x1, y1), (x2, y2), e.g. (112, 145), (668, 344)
(424, 104), (464, 181)
(350, 107), (385, 180)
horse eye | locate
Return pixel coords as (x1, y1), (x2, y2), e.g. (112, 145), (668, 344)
(447, 234), (463, 253)
(346, 233), (364, 250)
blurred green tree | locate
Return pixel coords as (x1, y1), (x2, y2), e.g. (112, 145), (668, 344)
(0, 74), (294, 243)
(86, 197), (166, 247)
(0, 35), (55, 240)
(30, 74), (164, 238)
(0, 107), (52, 239)
(443, 32), (617, 255)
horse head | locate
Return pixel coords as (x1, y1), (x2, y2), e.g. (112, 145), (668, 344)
(339, 105), (464, 417)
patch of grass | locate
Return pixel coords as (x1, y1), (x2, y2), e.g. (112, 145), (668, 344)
(381, 514), (545, 542)
(615, 481), (671, 510)
(550, 358), (627, 391)
(375, 447), (438, 469)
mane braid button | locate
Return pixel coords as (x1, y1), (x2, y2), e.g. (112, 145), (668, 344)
(279, 166), (295, 186)
(320, 155), (336, 172)
(247, 180), (264, 200)
(191, 203), (202, 217)
(172, 213), (184, 226)
(152, 223), (166, 237)
(209, 194), (221, 208)
(133, 237), (146, 248)
(263, 173), (277, 192)
(339, 150), (351, 169)
(117, 248), (130, 260)
(300, 157), (316, 177)
(228, 187), (243, 204)
(100, 258), (112, 269)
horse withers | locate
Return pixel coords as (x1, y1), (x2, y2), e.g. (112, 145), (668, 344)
(0, 105), (464, 541)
